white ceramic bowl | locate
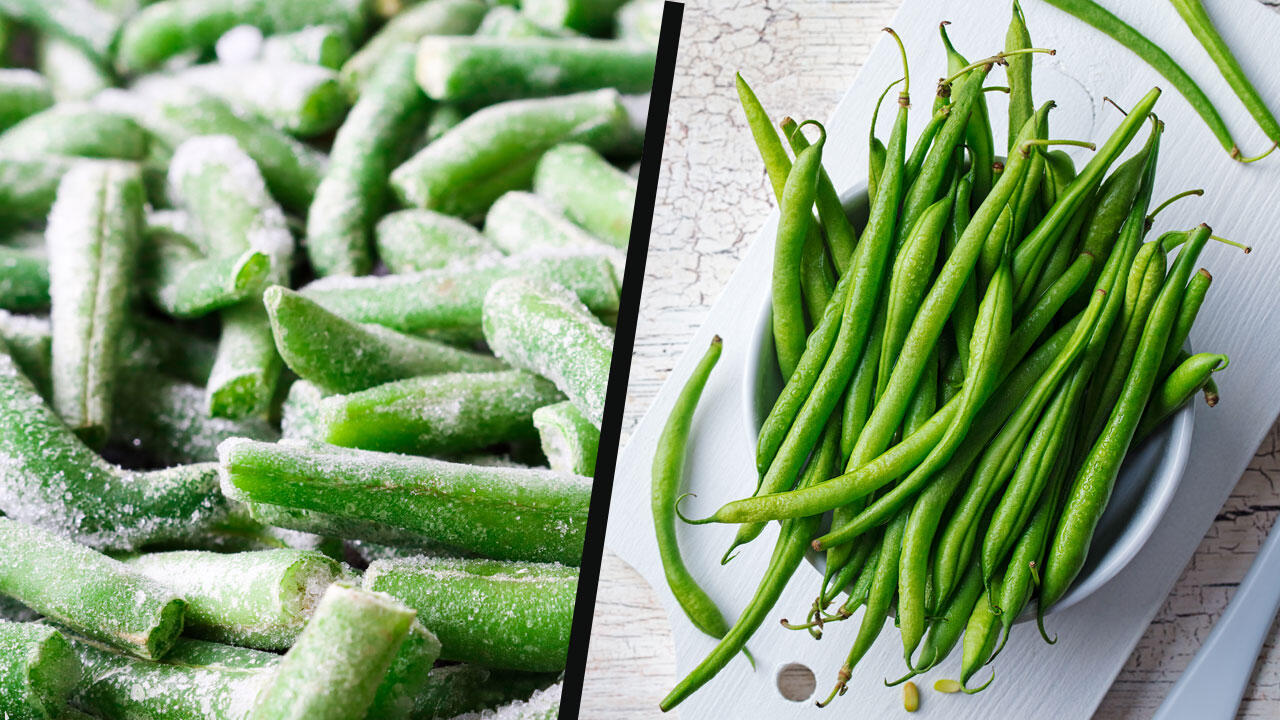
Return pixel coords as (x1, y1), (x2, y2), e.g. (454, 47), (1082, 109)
(741, 183), (1194, 618)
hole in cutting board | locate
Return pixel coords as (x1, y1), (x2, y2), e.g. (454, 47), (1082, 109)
(776, 663), (816, 702)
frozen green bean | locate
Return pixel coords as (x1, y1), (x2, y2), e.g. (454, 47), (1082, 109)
(533, 143), (636, 248)
(415, 36), (655, 105)
(0, 155), (84, 222)
(307, 45), (429, 277)
(376, 208), (501, 273)
(369, 619), (443, 720)
(411, 665), (557, 720)
(122, 549), (345, 651)
(339, 0), (488, 95)
(0, 310), (51, 398)
(261, 25), (353, 69)
(476, 5), (572, 38)
(0, 621), (80, 720)
(300, 252), (619, 339)
(135, 61), (349, 138)
(616, 0), (662, 46)
(0, 105), (149, 160)
(0, 518), (186, 659)
(104, 89), (325, 213)
(484, 191), (625, 274)
(266, 285), (505, 394)
(219, 438), (591, 565)
(38, 38), (111, 103)
(521, 0), (628, 36)
(116, 0), (368, 75)
(390, 89), (636, 218)
(0, 2), (116, 63)
(533, 400), (600, 476)
(47, 161), (144, 446)
(68, 634), (273, 720)
(246, 583), (415, 720)
(314, 369), (564, 456)
(0, 308), (229, 550)
(483, 276), (614, 427)
(0, 246), (50, 312)
(140, 232), (272, 318)
(364, 556), (577, 671)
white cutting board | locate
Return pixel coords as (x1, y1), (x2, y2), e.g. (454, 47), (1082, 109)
(601, 0), (1280, 717)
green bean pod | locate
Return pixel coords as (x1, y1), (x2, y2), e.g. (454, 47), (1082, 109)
(121, 549), (346, 651)
(416, 36), (654, 105)
(390, 89), (635, 218)
(484, 191), (625, 277)
(364, 556), (576, 672)
(653, 337), (737, 643)
(261, 25), (353, 69)
(1135, 352), (1228, 441)
(911, 557), (985, 674)
(1006, 1), (1034, 152)
(660, 417), (839, 711)
(301, 253), (619, 341)
(1041, 224), (1213, 609)
(219, 438), (591, 565)
(782, 117), (858, 275)
(770, 121), (826, 379)
(0, 245), (50, 312)
(339, 0), (487, 95)
(1160, 268), (1212, 378)
(728, 49), (912, 555)
(939, 23), (995, 205)
(0, 105), (148, 160)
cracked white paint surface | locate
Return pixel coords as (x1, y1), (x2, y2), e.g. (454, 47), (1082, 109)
(583, 1), (1280, 718)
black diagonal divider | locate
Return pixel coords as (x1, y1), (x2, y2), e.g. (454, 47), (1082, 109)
(558, 3), (685, 717)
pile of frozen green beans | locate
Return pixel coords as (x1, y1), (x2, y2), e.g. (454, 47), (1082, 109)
(0, 0), (655, 718)
(655, 7), (1239, 712)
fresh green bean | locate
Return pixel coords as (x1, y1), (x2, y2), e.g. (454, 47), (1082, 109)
(938, 23), (995, 204)
(1160, 267), (1212, 377)
(654, 337), (735, 646)
(1042, 224), (1212, 608)
(1136, 352), (1228, 440)
(770, 121), (826, 380)
(781, 117), (859, 276)
(1169, 0), (1280, 146)
(1006, 1), (1034, 153)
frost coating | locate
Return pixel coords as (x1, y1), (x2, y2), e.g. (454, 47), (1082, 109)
(483, 277), (614, 427)
(532, 400), (599, 476)
(533, 142), (637, 247)
(450, 680), (563, 720)
(0, 620), (80, 719)
(376, 208), (501, 273)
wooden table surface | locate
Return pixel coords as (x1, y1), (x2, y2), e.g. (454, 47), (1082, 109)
(582, 1), (1280, 718)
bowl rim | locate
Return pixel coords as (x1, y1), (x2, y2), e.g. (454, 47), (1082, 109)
(740, 182), (1195, 619)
